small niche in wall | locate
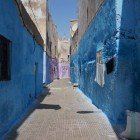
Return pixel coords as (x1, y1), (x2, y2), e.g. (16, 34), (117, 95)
(106, 58), (115, 74)
(0, 35), (11, 81)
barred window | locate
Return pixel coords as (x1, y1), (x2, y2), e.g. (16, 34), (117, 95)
(0, 35), (11, 81)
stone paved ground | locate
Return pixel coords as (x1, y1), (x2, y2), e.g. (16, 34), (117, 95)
(5, 79), (118, 140)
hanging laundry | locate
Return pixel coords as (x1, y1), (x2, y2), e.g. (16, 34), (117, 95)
(95, 63), (106, 87)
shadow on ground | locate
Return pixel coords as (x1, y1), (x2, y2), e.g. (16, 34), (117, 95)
(5, 86), (61, 140)
(77, 111), (94, 114)
(37, 104), (61, 110)
(76, 110), (102, 114)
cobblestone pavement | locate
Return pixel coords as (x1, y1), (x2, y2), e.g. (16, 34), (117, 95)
(6, 79), (118, 140)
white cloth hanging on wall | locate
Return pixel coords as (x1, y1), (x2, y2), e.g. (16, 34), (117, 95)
(121, 111), (140, 139)
(95, 63), (106, 87)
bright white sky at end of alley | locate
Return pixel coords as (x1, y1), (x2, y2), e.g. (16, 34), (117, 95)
(48, 0), (77, 39)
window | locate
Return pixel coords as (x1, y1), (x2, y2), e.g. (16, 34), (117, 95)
(0, 35), (11, 81)
(48, 38), (50, 51)
(50, 41), (52, 55)
(68, 55), (70, 61)
(46, 32), (49, 46)
(87, 7), (89, 22)
(106, 58), (114, 74)
(70, 46), (72, 55)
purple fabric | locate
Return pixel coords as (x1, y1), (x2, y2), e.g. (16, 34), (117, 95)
(58, 62), (70, 79)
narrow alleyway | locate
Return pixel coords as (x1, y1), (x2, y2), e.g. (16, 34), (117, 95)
(6, 79), (118, 140)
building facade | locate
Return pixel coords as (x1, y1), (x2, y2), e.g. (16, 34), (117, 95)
(21, 0), (47, 83)
(21, 0), (46, 45)
(47, 15), (58, 82)
(0, 0), (43, 137)
(70, 0), (140, 131)
(22, 0), (59, 84)
(58, 38), (70, 79)
(70, 20), (79, 83)
(78, 0), (104, 42)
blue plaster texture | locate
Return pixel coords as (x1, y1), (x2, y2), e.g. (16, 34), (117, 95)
(46, 54), (52, 84)
(70, 51), (79, 83)
(45, 55), (58, 85)
(131, 0), (140, 112)
(0, 0), (43, 136)
(70, 0), (140, 129)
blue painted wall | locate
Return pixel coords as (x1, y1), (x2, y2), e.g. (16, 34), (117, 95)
(70, 51), (79, 83)
(131, 0), (140, 112)
(46, 54), (52, 84)
(70, 0), (140, 129)
(0, 0), (43, 136)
